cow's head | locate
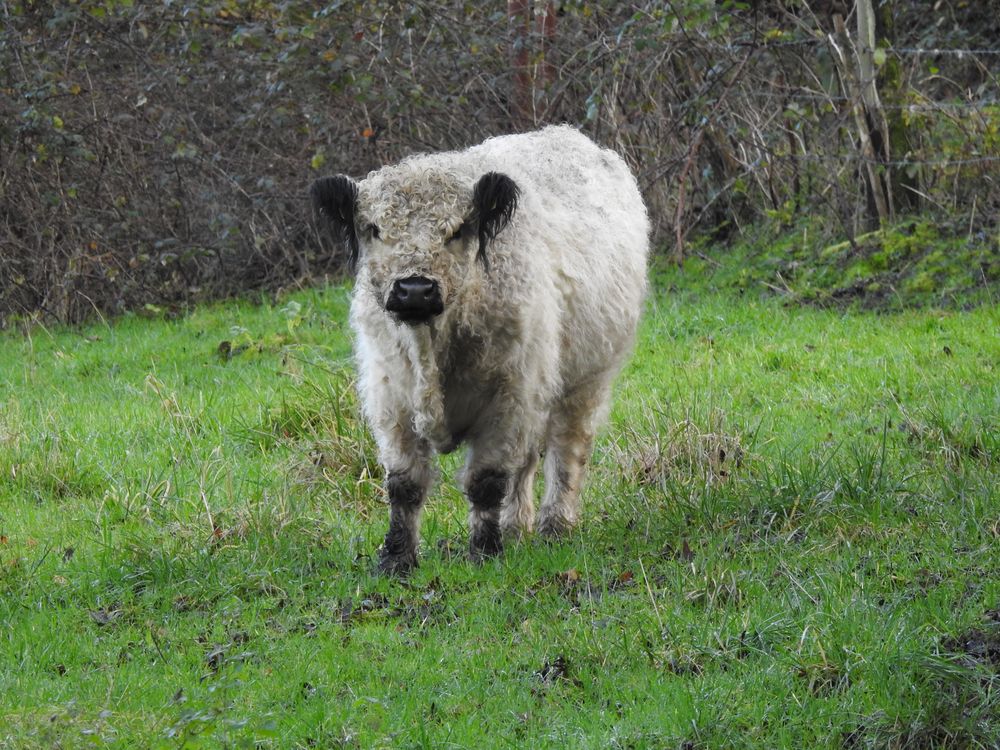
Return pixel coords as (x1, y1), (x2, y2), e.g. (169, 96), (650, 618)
(311, 167), (519, 325)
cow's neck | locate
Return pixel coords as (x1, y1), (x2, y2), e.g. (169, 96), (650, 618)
(401, 320), (451, 449)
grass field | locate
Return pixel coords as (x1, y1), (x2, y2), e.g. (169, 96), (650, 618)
(1, 260), (998, 748)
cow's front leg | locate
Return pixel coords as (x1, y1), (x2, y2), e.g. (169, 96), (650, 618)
(371, 416), (433, 576)
(466, 467), (508, 561)
(377, 468), (430, 575)
(464, 415), (541, 561)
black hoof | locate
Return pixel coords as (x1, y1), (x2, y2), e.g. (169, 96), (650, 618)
(376, 548), (417, 576)
(536, 516), (571, 539)
(469, 522), (503, 563)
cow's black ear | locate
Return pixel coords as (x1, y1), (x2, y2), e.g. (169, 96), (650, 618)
(471, 172), (519, 270)
(311, 175), (360, 269)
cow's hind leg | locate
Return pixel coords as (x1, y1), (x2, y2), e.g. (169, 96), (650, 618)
(499, 450), (539, 540)
(536, 377), (611, 537)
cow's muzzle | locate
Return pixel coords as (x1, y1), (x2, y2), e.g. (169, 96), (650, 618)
(385, 276), (444, 324)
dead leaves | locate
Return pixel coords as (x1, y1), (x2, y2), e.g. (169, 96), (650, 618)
(89, 606), (123, 627)
(534, 655), (576, 686)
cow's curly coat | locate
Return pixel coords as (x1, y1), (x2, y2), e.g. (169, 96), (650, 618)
(313, 125), (649, 573)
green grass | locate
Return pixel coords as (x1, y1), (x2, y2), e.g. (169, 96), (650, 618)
(1, 264), (998, 748)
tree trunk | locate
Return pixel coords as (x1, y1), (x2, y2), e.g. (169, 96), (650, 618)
(508, 0), (532, 127)
(855, 0), (894, 225)
(829, 5), (890, 230)
(875, 0), (920, 212)
(535, 0), (558, 120)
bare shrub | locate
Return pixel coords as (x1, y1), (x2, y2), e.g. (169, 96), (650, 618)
(1, 1), (996, 324)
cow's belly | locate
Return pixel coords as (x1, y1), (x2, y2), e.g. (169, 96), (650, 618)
(438, 371), (497, 452)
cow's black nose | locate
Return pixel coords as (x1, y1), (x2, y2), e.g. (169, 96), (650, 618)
(385, 276), (444, 323)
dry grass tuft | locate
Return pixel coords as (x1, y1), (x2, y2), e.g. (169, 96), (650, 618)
(615, 406), (745, 489)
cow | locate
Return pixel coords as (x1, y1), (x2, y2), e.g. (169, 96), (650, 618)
(311, 125), (649, 574)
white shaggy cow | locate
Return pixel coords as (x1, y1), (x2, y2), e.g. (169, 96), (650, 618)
(311, 125), (648, 574)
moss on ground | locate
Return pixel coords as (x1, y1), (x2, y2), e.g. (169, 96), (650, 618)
(677, 217), (1000, 310)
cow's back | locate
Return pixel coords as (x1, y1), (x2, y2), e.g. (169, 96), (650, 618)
(468, 126), (650, 390)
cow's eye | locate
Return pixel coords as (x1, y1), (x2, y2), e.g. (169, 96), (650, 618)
(446, 224), (464, 244)
(367, 223), (380, 239)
